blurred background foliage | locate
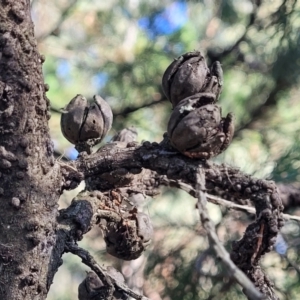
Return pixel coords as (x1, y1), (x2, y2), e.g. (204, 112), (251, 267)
(30, 0), (300, 299)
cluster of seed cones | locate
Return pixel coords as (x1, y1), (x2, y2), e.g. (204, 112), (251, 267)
(162, 51), (234, 159)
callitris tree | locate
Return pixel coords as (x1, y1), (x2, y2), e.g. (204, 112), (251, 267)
(0, 1), (298, 300)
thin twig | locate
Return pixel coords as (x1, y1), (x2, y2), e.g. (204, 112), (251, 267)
(51, 97), (167, 118)
(164, 178), (300, 222)
(50, 105), (63, 114)
(207, 194), (300, 222)
(113, 98), (167, 117)
(65, 243), (150, 300)
(207, 1), (261, 62)
(37, 0), (78, 41)
(195, 167), (264, 300)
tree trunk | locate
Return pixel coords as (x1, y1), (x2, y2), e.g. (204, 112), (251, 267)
(0, 1), (286, 300)
(0, 1), (61, 299)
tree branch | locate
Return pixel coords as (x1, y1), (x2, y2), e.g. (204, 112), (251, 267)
(65, 243), (150, 300)
(195, 167), (263, 300)
(164, 178), (300, 222)
(55, 191), (152, 298)
(235, 78), (289, 135)
(207, 1), (261, 63)
(37, 0), (78, 41)
(113, 97), (167, 117)
(51, 97), (168, 118)
(58, 140), (284, 298)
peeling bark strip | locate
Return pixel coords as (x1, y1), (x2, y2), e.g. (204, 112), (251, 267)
(0, 1), (60, 299)
(66, 141), (284, 298)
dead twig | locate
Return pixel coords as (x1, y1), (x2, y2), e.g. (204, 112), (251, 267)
(165, 178), (300, 222)
(65, 242), (150, 300)
(195, 167), (264, 300)
(37, 0), (78, 41)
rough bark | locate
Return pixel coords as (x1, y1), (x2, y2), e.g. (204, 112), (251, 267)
(0, 1), (61, 299)
(0, 1), (286, 300)
(60, 140), (283, 299)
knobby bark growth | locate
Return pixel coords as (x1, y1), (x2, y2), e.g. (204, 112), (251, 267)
(0, 1), (286, 300)
(0, 1), (61, 299)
